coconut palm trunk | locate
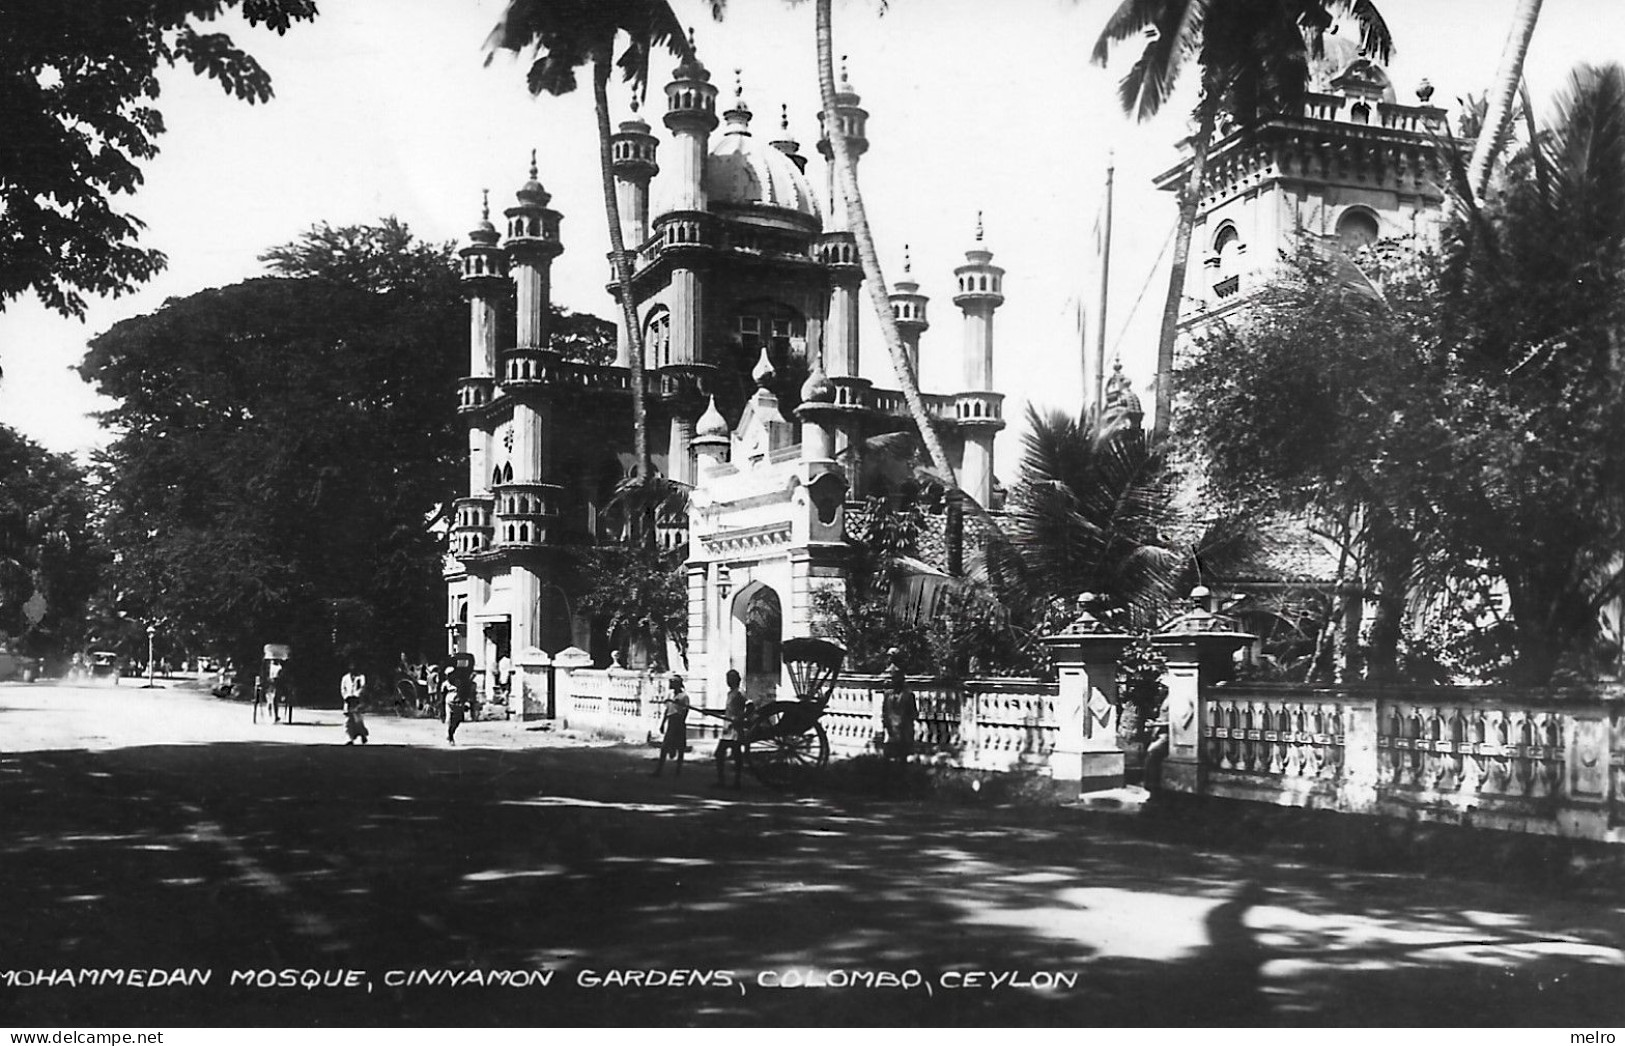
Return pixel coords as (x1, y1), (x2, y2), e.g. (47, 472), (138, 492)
(814, 0), (958, 489)
(1467, 0), (1544, 200)
(593, 55), (652, 486)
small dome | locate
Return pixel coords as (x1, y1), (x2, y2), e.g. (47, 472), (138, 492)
(751, 346), (776, 388)
(696, 395), (730, 438)
(800, 363), (834, 404)
(469, 190), (499, 246)
(516, 151), (550, 207)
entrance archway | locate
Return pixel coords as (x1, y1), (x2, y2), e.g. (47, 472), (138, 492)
(731, 582), (783, 701)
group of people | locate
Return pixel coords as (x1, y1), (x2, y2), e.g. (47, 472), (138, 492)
(650, 649), (918, 788)
(649, 669), (768, 786)
(336, 658), (478, 747)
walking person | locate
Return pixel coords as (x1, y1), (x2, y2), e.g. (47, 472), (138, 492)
(445, 661), (474, 744)
(653, 674), (691, 777)
(341, 664), (369, 745)
(713, 669), (749, 788)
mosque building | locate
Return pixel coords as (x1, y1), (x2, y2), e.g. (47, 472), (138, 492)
(444, 46), (1007, 703)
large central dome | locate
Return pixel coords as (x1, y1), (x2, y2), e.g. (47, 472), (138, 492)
(705, 116), (821, 224)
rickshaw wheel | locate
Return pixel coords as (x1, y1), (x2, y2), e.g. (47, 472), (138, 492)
(743, 706), (830, 789)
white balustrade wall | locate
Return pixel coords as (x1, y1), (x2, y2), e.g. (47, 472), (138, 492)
(551, 668), (1060, 772)
(1190, 683), (1625, 844)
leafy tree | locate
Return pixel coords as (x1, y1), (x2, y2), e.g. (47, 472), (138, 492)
(78, 220), (466, 693)
(1090, 0), (1393, 440)
(263, 217), (616, 364)
(1181, 244), (1442, 678)
(486, 0), (689, 485)
(0, 426), (105, 666)
(0, 0), (318, 318)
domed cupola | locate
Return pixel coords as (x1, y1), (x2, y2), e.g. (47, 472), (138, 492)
(700, 72), (822, 231)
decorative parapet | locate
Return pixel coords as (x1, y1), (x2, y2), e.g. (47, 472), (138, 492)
(866, 388), (956, 422)
(451, 496), (495, 558)
(954, 390), (1005, 429)
(491, 481), (561, 548)
(458, 377), (494, 414)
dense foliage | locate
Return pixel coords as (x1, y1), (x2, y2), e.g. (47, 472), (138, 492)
(0, 426), (105, 665)
(1181, 63), (1625, 682)
(0, 0), (318, 317)
(78, 221), (463, 692)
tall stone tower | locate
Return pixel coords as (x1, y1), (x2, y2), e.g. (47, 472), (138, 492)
(1159, 50), (1452, 334)
(952, 214), (1005, 509)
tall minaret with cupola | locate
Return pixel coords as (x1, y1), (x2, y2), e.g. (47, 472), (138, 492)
(611, 102), (659, 250)
(458, 190), (507, 502)
(501, 157), (565, 654)
(610, 104), (659, 367)
(889, 244), (929, 380)
(815, 58), (868, 472)
(505, 152), (563, 356)
(660, 33), (717, 372)
(953, 212), (1006, 508)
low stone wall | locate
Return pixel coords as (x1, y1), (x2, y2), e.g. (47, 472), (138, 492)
(1182, 682), (1625, 844)
(552, 667), (1061, 770)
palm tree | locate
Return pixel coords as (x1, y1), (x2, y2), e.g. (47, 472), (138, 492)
(999, 404), (1186, 629)
(811, 0), (958, 488)
(1466, 0), (1544, 201)
(486, 0), (688, 486)
(1091, 0), (1393, 441)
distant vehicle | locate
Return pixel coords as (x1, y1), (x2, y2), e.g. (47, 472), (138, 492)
(0, 652), (40, 682)
(90, 651), (121, 681)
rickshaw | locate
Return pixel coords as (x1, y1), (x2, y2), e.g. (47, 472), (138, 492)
(735, 637), (845, 789)
(254, 643), (293, 724)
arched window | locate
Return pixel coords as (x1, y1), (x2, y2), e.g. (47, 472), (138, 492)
(1337, 208), (1380, 251)
(1213, 223), (1241, 275)
(642, 306), (671, 370)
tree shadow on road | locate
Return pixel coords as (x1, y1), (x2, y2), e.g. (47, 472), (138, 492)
(0, 740), (1621, 1028)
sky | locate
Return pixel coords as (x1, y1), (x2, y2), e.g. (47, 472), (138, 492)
(3, 0), (1625, 479)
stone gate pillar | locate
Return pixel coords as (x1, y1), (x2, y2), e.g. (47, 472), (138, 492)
(1150, 589), (1255, 795)
(1041, 599), (1133, 793)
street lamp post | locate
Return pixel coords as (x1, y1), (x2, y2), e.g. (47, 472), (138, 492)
(146, 624), (156, 689)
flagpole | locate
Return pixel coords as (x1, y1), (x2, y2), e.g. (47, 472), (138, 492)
(1093, 152), (1115, 414)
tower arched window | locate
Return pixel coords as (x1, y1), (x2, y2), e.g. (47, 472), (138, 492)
(502, 462), (514, 484)
(1336, 208), (1380, 251)
(642, 306), (672, 370)
(1211, 223), (1244, 298)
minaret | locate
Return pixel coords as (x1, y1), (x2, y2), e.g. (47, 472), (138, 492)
(889, 244), (929, 381)
(452, 193), (507, 561)
(611, 101), (659, 250)
(952, 212), (1006, 508)
(816, 56), (869, 230)
(660, 33), (717, 370)
(458, 190), (507, 495)
(610, 105), (658, 368)
(814, 59), (867, 476)
(503, 151), (563, 355)
(500, 157), (565, 658)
